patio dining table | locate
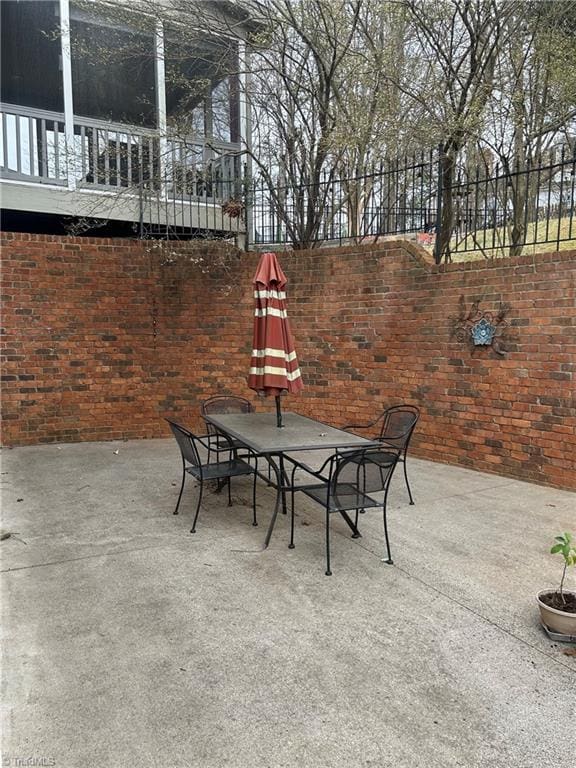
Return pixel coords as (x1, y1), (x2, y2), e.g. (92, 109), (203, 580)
(202, 411), (379, 549)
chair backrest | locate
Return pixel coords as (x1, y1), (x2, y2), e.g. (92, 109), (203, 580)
(379, 405), (420, 450)
(329, 447), (400, 507)
(201, 396), (253, 416)
(201, 396), (254, 435)
(166, 420), (202, 467)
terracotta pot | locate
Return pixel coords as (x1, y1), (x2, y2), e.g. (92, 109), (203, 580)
(537, 590), (576, 636)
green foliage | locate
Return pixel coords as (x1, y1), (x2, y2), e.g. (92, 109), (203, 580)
(550, 532), (576, 566)
(550, 532), (576, 600)
(48, 0), (576, 252)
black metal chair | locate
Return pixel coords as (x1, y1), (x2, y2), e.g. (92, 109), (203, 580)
(166, 420), (258, 533)
(288, 447), (401, 576)
(343, 404), (420, 504)
(201, 395), (254, 462)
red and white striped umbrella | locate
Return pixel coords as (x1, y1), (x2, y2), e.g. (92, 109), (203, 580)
(247, 252), (303, 426)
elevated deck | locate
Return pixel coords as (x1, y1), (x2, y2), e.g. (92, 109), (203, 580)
(1, 103), (246, 238)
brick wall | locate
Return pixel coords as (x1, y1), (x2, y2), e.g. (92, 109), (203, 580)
(1, 232), (575, 490)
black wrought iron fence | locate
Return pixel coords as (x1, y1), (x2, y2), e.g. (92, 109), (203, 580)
(137, 153), (246, 240)
(250, 143), (576, 260)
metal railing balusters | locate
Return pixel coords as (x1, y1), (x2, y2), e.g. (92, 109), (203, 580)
(54, 120), (60, 179)
(568, 147), (575, 242)
(472, 165), (480, 252)
(171, 155), (175, 233)
(126, 133), (132, 187)
(1, 112), (7, 169)
(2, 102), (572, 250)
(40, 119), (48, 178)
(103, 129), (110, 186)
(545, 151), (553, 243)
(115, 131), (121, 187)
(249, 144), (574, 255)
(522, 159), (530, 249)
(556, 147), (565, 251)
(15, 115), (21, 174)
(492, 165), (499, 251)
(91, 126), (98, 184)
(179, 155), (184, 231)
(534, 153), (542, 245)
(28, 116), (34, 177)
(419, 152), (424, 230)
(80, 125), (86, 181)
(156, 167), (161, 234)
(481, 161), (488, 252)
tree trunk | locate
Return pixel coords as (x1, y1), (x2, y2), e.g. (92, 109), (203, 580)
(436, 151), (456, 263)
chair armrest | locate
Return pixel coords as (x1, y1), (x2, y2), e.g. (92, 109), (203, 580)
(342, 413), (384, 433)
(205, 432), (234, 446)
(196, 434), (216, 448)
(287, 454), (333, 488)
(378, 437), (401, 449)
(239, 445), (259, 463)
(285, 452), (333, 476)
(198, 433), (236, 452)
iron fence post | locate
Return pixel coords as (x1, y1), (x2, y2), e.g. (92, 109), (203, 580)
(434, 142), (443, 263)
(138, 179), (144, 239)
(243, 165), (251, 251)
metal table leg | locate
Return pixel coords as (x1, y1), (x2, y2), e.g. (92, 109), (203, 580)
(263, 453), (287, 549)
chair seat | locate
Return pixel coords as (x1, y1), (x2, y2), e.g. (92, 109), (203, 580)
(300, 482), (381, 513)
(187, 459), (253, 481)
(166, 418), (258, 533)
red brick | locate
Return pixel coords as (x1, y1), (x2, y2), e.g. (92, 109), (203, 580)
(1, 234), (575, 490)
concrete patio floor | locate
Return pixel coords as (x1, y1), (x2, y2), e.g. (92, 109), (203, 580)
(1, 438), (575, 768)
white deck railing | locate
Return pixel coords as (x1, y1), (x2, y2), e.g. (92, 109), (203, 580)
(0, 105), (67, 184)
(0, 103), (243, 204)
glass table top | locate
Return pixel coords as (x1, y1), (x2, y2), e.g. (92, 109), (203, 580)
(203, 412), (378, 455)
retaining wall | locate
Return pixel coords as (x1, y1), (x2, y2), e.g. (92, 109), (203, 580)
(1, 232), (575, 490)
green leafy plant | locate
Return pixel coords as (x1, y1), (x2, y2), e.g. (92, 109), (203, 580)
(550, 532), (576, 605)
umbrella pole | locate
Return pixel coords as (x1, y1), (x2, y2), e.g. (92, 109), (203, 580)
(275, 395), (283, 428)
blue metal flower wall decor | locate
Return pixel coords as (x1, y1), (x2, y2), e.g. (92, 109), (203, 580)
(471, 317), (496, 346)
(450, 297), (510, 356)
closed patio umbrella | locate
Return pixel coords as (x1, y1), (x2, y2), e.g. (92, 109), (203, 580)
(248, 251), (303, 427)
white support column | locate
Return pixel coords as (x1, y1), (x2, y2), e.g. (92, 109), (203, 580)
(59, 0), (76, 190)
(238, 40), (251, 157)
(238, 40), (252, 248)
(155, 19), (168, 199)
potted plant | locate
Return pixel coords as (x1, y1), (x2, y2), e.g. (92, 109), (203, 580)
(537, 532), (576, 637)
